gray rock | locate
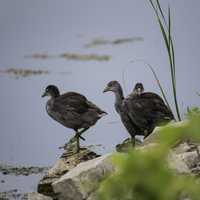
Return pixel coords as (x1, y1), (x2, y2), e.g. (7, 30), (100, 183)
(168, 150), (191, 174)
(143, 120), (188, 145)
(87, 193), (98, 200)
(26, 192), (52, 200)
(38, 148), (99, 198)
(37, 121), (200, 200)
(174, 143), (200, 175)
(37, 143), (200, 200)
(0, 189), (21, 200)
(52, 154), (113, 200)
(38, 143), (200, 200)
(115, 137), (142, 152)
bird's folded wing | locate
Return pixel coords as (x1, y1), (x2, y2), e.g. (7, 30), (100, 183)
(140, 93), (174, 119)
(124, 93), (174, 128)
(123, 98), (150, 129)
(54, 92), (90, 114)
(86, 100), (106, 114)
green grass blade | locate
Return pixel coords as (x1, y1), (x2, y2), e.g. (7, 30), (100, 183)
(157, 12), (174, 75)
(168, 6), (171, 54)
(150, 1), (174, 82)
(149, 1), (170, 55)
(167, 6), (181, 120)
(170, 38), (176, 84)
(149, 0), (182, 121)
(158, 20), (168, 48)
(167, 6), (175, 92)
(156, 0), (167, 26)
(149, 0), (156, 12)
(168, 6), (175, 82)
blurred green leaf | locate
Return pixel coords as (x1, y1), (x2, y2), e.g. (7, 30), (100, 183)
(98, 116), (200, 200)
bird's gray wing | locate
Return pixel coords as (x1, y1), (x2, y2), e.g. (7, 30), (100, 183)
(123, 97), (151, 131)
(140, 92), (174, 121)
(124, 92), (174, 130)
(54, 92), (90, 114)
(86, 100), (107, 115)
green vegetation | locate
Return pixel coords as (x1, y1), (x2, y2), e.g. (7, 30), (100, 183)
(85, 37), (144, 48)
(98, 2), (200, 199)
(149, 0), (181, 121)
(0, 68), (49, 78)
(186, 107), (200, 118)
(98, 115), (200, 200)
(60, 53), (111, 61)
(25, 52), (111, 61)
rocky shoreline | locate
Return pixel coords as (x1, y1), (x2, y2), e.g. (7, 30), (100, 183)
(36, 123), (200, 200)
(2, 122), (200, 200)
(32, 142), (200, 200)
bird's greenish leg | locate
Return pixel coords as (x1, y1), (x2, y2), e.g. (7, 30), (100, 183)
(131, 136), (135, 147)
(74, 128), (89, 153)
(78, 127), (89, 135)
(75, 132), (80, 153)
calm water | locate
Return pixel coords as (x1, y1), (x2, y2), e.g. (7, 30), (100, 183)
(0, 0), (200, 193)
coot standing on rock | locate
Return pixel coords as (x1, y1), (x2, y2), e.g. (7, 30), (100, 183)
(42, 85), (107, 153)
(103, 81), (174, 145)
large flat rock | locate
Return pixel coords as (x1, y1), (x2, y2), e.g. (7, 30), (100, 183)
(52, 154), (113, 200)
(38, 148), (99, 198)
(26, 192), (53, 200)
(37, 122), (200, 200)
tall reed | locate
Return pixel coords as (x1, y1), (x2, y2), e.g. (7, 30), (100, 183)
(149, 0), (181, 121)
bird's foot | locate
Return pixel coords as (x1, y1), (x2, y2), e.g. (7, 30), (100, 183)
(116, 138), (135, 152)
(75, 143), (80, 154)
(131, 137), (135, 147)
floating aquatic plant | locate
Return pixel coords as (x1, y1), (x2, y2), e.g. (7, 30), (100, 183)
(59, 53), (111, 61)
(25, 52), (111, 62)
(0, 68), (49, 78)
(85, 37), (144, 48)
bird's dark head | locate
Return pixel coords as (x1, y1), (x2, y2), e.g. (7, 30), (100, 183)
(133, 82), (144, 95)
(42, 85), (60, 98)
(103, 80), (121, 93)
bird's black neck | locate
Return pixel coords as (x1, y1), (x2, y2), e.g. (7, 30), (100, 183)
(114, 85), (124, 105)
(51, 90), (60, 99)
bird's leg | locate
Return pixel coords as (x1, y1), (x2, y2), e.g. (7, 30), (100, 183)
(131, 136), (135, 147)
(74, 128), (89, 153)
(78, 127), (89, 136)
(79, 135), (86, 141)
(75, 131), (80, 153)
(144, 130), (149, 138)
